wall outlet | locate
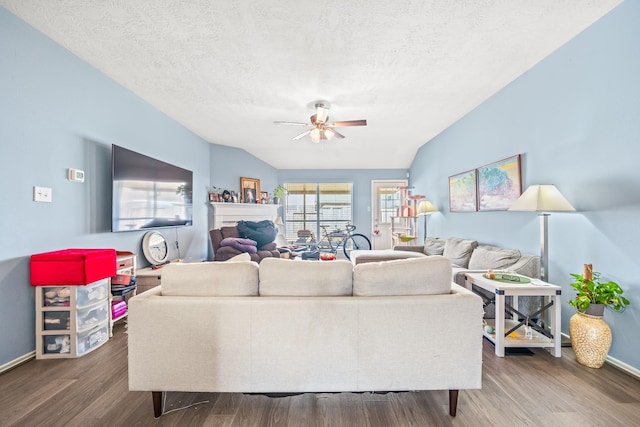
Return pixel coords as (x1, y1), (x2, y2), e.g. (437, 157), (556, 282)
(34, 186), (52, 203)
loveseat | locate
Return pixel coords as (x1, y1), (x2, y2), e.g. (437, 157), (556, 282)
(128, 255), (483, 418)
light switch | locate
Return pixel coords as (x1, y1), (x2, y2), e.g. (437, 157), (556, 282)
(34, 186), (52, 202)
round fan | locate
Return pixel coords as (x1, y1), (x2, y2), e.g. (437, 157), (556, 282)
(274, 101), (367, 143)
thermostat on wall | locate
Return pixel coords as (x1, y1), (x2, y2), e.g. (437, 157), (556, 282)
(68, 168), (85, 182)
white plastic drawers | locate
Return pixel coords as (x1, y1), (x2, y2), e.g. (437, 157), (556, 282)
(35, 279), (110, 358)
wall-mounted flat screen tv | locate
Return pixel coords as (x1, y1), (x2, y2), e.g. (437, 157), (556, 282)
(112, 144), (193, 232)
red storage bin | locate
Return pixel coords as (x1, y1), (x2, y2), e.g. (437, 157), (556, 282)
(30, 249), (117, 286)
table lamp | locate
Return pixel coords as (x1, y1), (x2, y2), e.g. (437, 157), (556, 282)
(508, 185), (575, 282)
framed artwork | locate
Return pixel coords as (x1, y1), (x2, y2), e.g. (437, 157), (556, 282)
(477, 154), (522, 211)
(260, 191), (269, 204)
(449, 169), (477, 212)
(240, 177), (260, 203)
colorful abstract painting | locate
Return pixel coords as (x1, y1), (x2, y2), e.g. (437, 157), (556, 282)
(449, 169), (477, 212)
(477, 155), (522, 211)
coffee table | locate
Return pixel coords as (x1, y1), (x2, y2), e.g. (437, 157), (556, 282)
(464, 272), (562, 357)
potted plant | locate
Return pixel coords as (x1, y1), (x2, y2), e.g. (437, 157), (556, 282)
(568, 264), (630, 368)
(272, 185), (286, 205)
(568, 265), (629, 315)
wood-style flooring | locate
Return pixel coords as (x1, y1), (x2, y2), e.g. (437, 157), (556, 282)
(1, 322), (639, 426)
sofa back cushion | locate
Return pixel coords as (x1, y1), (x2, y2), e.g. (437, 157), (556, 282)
(442, 238), (478, 268)
(161, 261), (259, 296)
(423, 237), (446, 256)
(468, 245), (521, 270)
(259, 258), (353, 296)
(353, 256), (452, 296)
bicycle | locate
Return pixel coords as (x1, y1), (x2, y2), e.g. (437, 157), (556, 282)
(317, 224), (372, 260)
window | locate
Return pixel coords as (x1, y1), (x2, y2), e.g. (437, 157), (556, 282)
(283, 183), (353, 243)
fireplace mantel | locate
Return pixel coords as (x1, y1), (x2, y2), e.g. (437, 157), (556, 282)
(210, 202), (280, 229)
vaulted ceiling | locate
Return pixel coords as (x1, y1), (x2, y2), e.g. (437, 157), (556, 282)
(1, 1), (622, 169)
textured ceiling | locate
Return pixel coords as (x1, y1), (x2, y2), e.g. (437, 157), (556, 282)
(1, 0), (622, 169)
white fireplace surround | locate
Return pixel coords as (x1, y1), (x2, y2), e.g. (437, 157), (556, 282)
(210, 202), (280, 230)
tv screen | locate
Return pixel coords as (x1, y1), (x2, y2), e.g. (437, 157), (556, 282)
(111, 145), (193, 232)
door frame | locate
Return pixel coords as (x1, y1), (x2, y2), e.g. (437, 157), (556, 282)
(371, 179), (408, 250)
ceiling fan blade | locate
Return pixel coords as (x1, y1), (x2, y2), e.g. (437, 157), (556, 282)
(274, 121), (310, 126)
(331, 129), (345, 139)
(292, 130), (311, 140)
(329, 119), (367, 127)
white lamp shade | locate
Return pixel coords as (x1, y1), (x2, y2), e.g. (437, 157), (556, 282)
(508, 185), (575, 212)
(417, 200), (438, 215)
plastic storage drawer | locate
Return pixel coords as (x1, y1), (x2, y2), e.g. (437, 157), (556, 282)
(77, 300), (109, 331)
(77, 321), (109, 356)
(43, 311), (71, 330)
(76, 279), (109, 307)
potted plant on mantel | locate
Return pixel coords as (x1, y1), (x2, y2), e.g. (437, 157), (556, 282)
(568, 263), (630, 368)
(272, 185), (286, 205)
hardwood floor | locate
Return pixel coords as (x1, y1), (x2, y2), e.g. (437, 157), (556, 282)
(1, 322), (639, 426)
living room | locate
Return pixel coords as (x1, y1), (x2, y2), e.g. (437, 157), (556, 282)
(1, 1), (639, 424)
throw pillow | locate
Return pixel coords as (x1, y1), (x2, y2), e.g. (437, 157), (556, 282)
(259, 258), (353, 296)
(423, 237), (446, 256)
(161, 262), (259, 296)
(468, 245), (521, 270)
(442, 238), (478, 268)
(353, 256), (452, 296)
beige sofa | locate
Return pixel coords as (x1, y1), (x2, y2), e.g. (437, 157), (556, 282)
(128, 255), (483, 418)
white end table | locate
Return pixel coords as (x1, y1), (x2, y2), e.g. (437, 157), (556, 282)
(465, 272), (562, 357)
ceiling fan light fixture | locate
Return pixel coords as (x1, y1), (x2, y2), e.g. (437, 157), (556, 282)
(324, 128), (335, 140)
(310, 128), (321, 143)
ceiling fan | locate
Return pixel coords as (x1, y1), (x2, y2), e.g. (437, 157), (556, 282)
(274, 102), (367, 143)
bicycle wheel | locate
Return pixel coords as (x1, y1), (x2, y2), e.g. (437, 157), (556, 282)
(343, 233), (372, 260)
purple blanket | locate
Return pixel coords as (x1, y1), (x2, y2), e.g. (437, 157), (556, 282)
(220, 237), (258, 254)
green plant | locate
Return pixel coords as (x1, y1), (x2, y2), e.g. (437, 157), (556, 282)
(568, 271), (629, 313)
(273, 185), (286, 198)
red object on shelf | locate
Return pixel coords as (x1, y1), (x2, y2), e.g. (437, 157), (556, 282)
(30, 249), (117, 286)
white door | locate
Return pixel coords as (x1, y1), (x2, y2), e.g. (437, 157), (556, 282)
(371, 179), (408, 250)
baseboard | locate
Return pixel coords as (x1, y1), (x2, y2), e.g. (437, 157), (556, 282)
(0, 351), (35, 375)
(562, 332), (640, 380)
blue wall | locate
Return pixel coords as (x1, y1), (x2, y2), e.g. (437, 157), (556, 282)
(0, 9), (211, 366)
(409, 1), (640, 369)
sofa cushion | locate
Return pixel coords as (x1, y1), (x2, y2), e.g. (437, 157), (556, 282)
(259, 258), (353, 296)
(161, 262), (259, 296)
(350, 249), (425, 265)
(442, 238), (478, 268)
(227, 253), (251, 262)
(468, 245), (521, 270)
(423, 237), (446, 256)
(353, 256), (452, 296)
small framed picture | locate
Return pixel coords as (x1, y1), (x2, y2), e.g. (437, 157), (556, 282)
(208, 192), (219, 202)
(260, 191), (269, 204)
(240, 177), (260, 203)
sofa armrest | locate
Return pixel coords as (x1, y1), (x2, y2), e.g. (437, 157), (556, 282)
(392, 245), (425, 253)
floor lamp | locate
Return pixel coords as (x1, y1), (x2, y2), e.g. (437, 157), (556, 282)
(417, 200), (438, 241)
(508, 185), (575, 282)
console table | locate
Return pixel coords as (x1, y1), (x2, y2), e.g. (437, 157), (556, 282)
(465, 272), (562, 357)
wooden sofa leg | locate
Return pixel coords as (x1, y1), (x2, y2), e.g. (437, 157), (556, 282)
(449, 389), (459, 416)
(152, 391), (163, 418)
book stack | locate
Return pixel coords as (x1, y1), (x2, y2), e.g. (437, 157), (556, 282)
(111, 274), (136, 305)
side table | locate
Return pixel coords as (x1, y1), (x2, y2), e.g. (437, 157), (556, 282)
(465, 272), (562, 357)
(135, 267), (162, 294)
